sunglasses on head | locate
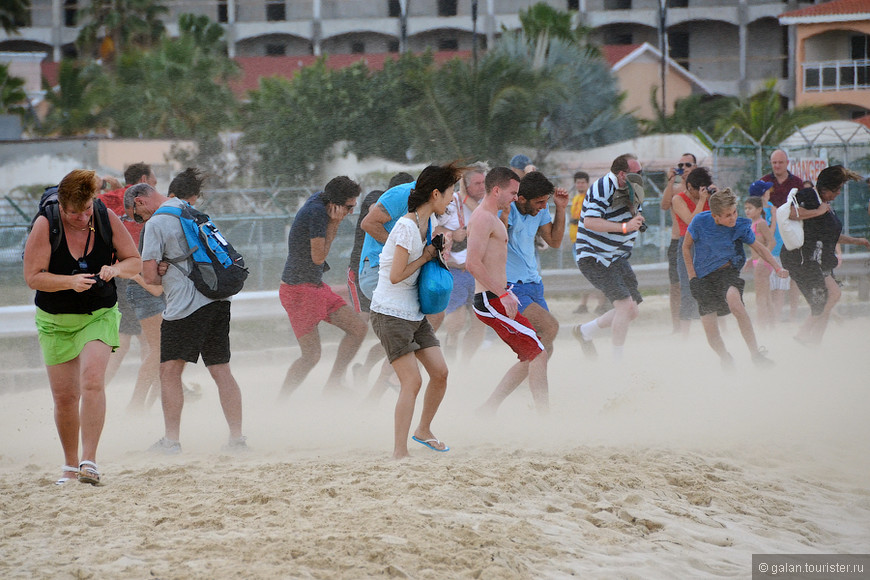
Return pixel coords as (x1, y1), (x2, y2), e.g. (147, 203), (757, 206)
(677, 162), (694, 169)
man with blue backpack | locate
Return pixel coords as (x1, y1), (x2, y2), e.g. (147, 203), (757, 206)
(125, 176), (247, 454)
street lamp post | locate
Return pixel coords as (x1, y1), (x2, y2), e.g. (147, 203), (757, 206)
(472, 0), (479, 67)
(658, 0), (668, 118)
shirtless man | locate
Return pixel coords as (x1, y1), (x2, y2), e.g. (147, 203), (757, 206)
(466, 166), (549, 415)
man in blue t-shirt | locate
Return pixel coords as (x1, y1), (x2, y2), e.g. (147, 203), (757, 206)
(278, 176), (368, 399)
(506, 171), (568, 355)
(358, 180), (415, 299)
(683, 188), (788, 369)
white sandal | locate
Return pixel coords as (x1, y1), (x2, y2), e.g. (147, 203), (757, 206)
(55, 465), (79, 485)
(78, 460), (101, 485)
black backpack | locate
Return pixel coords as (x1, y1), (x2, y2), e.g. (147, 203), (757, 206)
(27, 186), (114, 255)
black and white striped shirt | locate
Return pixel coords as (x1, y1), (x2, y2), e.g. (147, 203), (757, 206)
(574, 172), (641, 266)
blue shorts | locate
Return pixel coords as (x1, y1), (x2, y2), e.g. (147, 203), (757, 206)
(445, 268), (475, 314)
(511, 281), (549, 314)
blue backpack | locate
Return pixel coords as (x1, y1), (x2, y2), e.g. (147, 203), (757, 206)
(153, 202), (248, 299)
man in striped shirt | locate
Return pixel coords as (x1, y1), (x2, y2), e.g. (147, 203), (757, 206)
(573, 154), (646, 360)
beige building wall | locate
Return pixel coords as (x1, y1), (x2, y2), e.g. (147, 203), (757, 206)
(616, 61), (696, 120)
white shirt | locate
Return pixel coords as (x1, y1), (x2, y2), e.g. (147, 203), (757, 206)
(370, 216), (429, 321)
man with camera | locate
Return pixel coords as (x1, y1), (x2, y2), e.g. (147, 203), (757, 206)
(573, 153), (645, 360)
(660, 153), (697, 333)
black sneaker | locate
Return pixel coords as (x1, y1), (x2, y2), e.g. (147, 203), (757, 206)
(752, 347), (774, 368)
(572, 325), (597, 358)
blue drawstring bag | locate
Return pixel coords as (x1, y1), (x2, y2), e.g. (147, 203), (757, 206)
(418, 220), (453, 314)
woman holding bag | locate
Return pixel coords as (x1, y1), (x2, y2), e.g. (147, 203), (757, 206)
(369, 162), (463, 459)
(780, 166), (870, 345)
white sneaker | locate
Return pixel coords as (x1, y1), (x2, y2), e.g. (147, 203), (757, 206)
(148, 437), (182, 455)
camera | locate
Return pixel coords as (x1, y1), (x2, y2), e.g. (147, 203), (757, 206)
(707, 186), (718, 194)
(638, 222), (648, 233)
(675, 167), (684, 176)
(71, 270), (106, 289)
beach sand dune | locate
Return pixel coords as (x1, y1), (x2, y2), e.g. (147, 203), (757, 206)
(1, 301), (868, 578)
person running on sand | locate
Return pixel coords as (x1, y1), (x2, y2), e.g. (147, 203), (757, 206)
(683, 188), (786, 368)
(466, 167), (549, 415)
(278, 177), (368, 399)
(24, 169), (141, 485)
(368, 163), (463, 459)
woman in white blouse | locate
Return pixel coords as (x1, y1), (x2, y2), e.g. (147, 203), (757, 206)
(370, 162), (463, 459)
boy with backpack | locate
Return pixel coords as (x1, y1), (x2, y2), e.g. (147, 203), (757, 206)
(125, 177), (247, 454)
(682, 188), (788, 369)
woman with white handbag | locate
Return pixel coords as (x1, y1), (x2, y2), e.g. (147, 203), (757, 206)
(779, 166), (870, 345)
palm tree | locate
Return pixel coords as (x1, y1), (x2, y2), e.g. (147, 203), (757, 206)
(106, 14), (238, 139)
(491, 33), (636, 159)
(0, 64), (28, 116)
(641, 89), (738, 136)
(0, 0), (30, 34)
(39, 60), (110, 136)
(405, 51), (550, 163)
(76, 0), (168, 61)
(716, 79), (836, 146)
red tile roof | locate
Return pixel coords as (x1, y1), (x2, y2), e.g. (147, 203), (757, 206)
(853, 114), (870, 130)
(601, 44), (641, 68)
(780, 0), (870, 20)
(231, 51), (472, 97)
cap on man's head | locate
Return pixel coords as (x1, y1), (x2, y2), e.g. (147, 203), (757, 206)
(749, 179), (772, 197)
(510, 154), (532, 170)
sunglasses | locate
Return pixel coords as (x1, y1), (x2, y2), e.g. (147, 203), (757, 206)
(677, 162), (694, 169)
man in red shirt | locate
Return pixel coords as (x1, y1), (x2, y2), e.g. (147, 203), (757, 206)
(761, 149), (804, 207)
(99, 162), (157, 383)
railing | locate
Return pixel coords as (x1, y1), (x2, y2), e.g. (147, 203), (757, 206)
(803, 59), (870, 92)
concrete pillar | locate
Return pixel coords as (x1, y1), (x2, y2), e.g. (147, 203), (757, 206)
(52, 0), (61, 61)
(312, 0), (321, 55)
(227, 0), (236, 58)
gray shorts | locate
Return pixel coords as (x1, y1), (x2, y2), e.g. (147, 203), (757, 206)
(370, 311), (440, 363)
(359, 259), (379, 300)
(126, 280), (165, 320)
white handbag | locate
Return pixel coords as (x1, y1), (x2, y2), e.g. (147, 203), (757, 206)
(776, 187), (821, 251)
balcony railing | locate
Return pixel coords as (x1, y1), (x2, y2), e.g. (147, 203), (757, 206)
(803, 59), (870, 92)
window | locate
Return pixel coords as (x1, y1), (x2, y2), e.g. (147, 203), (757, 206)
(851, 35), (869, 60)
(388, 0), (401, 17)
(604, 0), (631, 9)
(218, 1), (228, 23)
(438, 0), (457, 17)
(265, 44), (286, 56)
(669, 31), (689, 67)
(64, 0), (77, 27)
(438, 38), (459, 51)
(266, 2), (286, 22)
(351, 41), (365, 54)
(567, 0), (579, 9)
(605, 31), (632, 45)
(668, 0), (688, 8)
(388, 40), (399, 53)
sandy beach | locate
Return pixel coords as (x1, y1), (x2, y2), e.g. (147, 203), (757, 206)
(1, 296), (869, 578)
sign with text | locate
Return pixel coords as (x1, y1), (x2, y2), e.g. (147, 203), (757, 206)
(788, 158), (827, 185)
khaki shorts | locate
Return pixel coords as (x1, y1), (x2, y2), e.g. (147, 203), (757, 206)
(370, 312), (440, 363)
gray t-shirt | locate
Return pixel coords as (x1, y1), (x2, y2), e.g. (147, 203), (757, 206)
(140, 197), (218, 321)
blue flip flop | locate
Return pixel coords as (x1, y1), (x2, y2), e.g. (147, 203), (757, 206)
(412, 435), (450, 453)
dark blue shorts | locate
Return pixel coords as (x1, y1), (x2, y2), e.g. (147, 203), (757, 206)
(510, 281), (549, 314)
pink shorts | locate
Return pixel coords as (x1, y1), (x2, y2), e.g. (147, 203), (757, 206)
(280, 282), (347, 338)
(472, 292), (544, 362)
